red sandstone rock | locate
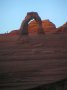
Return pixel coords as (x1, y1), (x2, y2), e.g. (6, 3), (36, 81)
(56, 22), (67, 33)
(5, 21), (67, 36)
(8, 30), (19, 36)
(20, 12), (44, 35)
(28, 20), (56, 35)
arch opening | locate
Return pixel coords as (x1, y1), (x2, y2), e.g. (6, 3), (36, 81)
(28, 19), (34, 24)
(20, 12), (44, 35)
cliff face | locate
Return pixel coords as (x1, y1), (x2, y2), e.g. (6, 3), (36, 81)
(0, 19), (67, 90)
(6, 20), (67, 36)
(56, 22), (67, 33)
(42, 20), (56, 33)
(7, 30), (19, 36)
(28, 20), (56, 35)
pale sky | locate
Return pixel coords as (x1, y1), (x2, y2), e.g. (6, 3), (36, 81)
(0, 0), (67, 33)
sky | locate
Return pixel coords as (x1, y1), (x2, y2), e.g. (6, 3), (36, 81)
(0, 0), (67, 34)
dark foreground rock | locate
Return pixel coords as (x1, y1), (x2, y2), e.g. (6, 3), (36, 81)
(0, 34), (67, 90)
(28, 78), (67, 90)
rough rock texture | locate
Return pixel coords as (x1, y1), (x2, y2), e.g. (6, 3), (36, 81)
(6, 19), (67, 35)
(8, 30), (19, 36)
(56, 22), (67, 33)
(20, 12), (44, 35)
(42, 20), (56, 33)
(28, 20), (56, 35)
(0, 34), (67, 90)
(29, 78), (67, 90)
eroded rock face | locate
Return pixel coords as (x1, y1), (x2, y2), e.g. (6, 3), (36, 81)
(28, 20), (56, 34)
(56, 22), (67, 33)
(41, 20), (56, 34)
(20, 12), (44, 35)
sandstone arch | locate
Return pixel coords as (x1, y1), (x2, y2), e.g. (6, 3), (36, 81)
(20, 12), (44, 35)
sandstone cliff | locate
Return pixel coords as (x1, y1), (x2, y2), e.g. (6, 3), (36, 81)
(28, 20), (56, 35)
(56, 22), (67, 33)
(5, 21), (67, 36)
